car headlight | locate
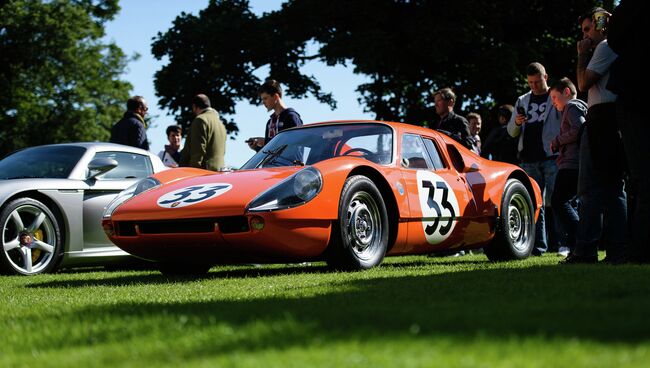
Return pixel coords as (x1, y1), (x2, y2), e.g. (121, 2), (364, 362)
(247, 167), (322, 212)
(102, 177), (161, 218)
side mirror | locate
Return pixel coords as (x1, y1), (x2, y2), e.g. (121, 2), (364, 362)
(400, 158), (410, 168)
(87, 158), (118, 179)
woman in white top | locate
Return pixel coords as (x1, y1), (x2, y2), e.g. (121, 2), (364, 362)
(158, 125), (182, 168)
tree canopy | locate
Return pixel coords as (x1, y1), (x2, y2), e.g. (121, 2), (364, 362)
(0, 0), (132, 157)
(154, 0), (608, 136)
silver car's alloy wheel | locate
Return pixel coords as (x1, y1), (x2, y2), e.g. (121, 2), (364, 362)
(2, 204), (58, 274)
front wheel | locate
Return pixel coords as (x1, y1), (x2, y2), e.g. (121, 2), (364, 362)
(485, 179), (535, 261)
(326, 176), (389, 270)
(0, 198), (63, 275)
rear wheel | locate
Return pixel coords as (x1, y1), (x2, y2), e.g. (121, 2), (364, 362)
(485, 179), (535, 261)
(326, 176), (388, 270)
(159, 262), (212, 277)
(0, 198), (63, 275)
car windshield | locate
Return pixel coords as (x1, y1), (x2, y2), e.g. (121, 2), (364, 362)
(241, 123), (393, 169)
(0, 146), (86, 179)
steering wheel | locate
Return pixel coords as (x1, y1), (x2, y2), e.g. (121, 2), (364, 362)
(341, 147), (374, 157)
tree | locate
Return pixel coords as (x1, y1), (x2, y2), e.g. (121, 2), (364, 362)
(151, 0), (335, 137)
(0, 0), (132, 157)
(153, 0), (602, 136)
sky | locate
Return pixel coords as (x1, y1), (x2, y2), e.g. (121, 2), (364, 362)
(104, 0), (373, 168)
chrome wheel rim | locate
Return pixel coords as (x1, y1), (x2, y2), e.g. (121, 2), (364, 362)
(507, 193), (531, 252)
(2, 204), (57, 274)
(345, 191), (382, 260)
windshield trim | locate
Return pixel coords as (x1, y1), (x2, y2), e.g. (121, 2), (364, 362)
(240, 121), (396, 169)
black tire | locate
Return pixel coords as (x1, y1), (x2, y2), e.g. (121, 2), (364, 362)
(326, 175), (389, 270)
(485, 179), (535, 261)
(0, 198), (63, 275)
(159, 262), (212, 277)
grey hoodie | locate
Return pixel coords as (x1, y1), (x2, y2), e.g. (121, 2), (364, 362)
(507, 91), (562, 159)
(552, 98), (588, 170)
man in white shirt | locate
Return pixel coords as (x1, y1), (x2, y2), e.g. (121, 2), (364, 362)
(563, 7), (627, 264)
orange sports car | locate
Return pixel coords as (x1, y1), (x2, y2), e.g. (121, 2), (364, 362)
(102, 121), (542, 274)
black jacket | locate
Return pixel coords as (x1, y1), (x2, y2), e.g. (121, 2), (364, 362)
(435, 111), (474, 151)
(481, 125), (519, 164)
(255, 108), (303, 152)
(110, 111), (149, 150)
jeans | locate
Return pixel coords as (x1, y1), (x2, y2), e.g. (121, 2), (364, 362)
(551, 169), (579, 250)
(575, 126), (628, 258)
(520, 159), (559, 254)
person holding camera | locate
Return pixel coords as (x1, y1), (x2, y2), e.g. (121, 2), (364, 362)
(247, 79), (303, 152)
(507, 62), (562, 256)
(549, 78), (587, 258)
(563, 7), (628, 264)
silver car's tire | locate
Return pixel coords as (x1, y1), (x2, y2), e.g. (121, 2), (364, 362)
(485, 179), (535, 261)
(0, 198), (63, 275)
(326, 175), (388, 270)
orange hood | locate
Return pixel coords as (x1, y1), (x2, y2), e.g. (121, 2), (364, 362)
(111, 167), (303, 221)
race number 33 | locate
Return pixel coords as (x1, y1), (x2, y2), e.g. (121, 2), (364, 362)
(416, 171), (460, 244)
(158, 183), (232, 208)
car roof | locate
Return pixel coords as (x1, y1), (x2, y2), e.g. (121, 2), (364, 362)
(292, 120), (446, 138)
(23, 142), (151, 154)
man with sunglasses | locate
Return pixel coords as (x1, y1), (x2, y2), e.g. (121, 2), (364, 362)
(563, 7), (628, 264)
(110, 95), (150, 150)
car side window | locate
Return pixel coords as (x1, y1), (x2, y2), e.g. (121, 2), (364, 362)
(401, 134), (434, 169)
(92, 151), (153, 180)
(423, 138), (446, 170)
(446, 144), (466, 173)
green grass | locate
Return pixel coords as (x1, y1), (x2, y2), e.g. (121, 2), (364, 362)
(1, 253), (649, 367)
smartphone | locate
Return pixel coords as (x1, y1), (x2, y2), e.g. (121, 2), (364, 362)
(517, 106), (526, 116)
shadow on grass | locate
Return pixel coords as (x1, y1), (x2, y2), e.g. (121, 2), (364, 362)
(22, 261), (650, 358)
(29, 263), (334, 288)
(36, 256), (493, 288)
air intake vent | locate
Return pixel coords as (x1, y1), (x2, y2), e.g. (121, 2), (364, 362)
(115, 217), (250, 235)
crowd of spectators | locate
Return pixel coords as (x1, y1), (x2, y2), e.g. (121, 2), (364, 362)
(108, 2), (647, 264)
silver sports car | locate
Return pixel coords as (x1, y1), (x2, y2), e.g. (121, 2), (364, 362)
(0, 143), (167, 275)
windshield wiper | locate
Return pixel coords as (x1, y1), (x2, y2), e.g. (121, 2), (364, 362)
(258, 144), (306, 167)
(259, 144), (288, 167)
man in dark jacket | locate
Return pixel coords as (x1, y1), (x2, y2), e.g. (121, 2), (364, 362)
(247, 79), (303, 152)
(481, 104), (519, 164)
(110, 96), (149, 150)
(432, 88), (474, 151)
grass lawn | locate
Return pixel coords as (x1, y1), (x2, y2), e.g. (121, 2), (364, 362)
(1, 253), (649, 367)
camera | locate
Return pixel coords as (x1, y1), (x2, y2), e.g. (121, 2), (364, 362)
(517, 106), (526, 116)
(593, 11), (609, 32)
